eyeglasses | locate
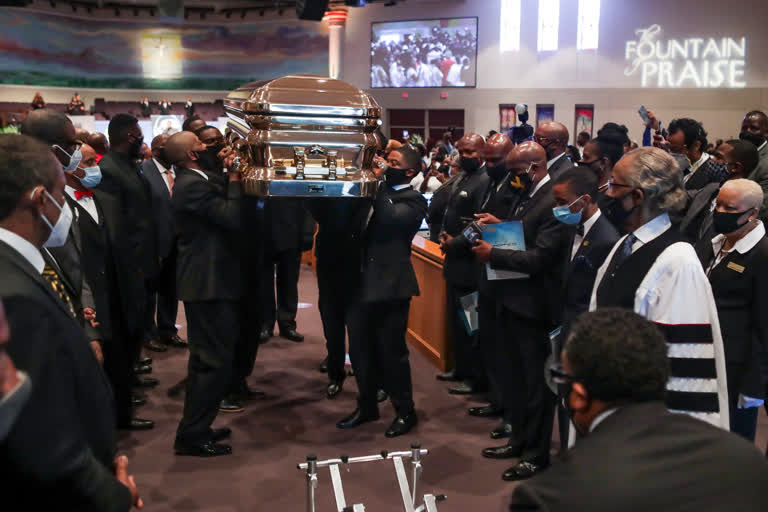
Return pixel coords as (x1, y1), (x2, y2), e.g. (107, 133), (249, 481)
(533, 135), (555, 144)
(549, 365), (579, 386)
(606, 178), (633, 191)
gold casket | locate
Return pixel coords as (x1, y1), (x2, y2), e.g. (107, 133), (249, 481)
(224, 75), (382, 197)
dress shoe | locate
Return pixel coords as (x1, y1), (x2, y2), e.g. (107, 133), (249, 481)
(236, 381), (266, 400)
(131, 394), (147, 407)
(502, 460), (549, 481)
(259, 329), (273, 344)
(435, 370), (460, 382)
(138, 357), (152, 366)
(326, 380), (343, 399)
(161, 333), (188, 348)
(133, 376), (159, 388)
(377, 389), (388, 403)
(143, 338), (168, 352)
(210, 427), (232, 442)
(175, 439), (232, 457)
(118, 418), (154, 431)
(336, 408), (379, 429)
(447, 382), (475, 395)
(133, 363), (152, 375)
(280, 329), (304, 343)
(468, 405), (503, 418)
(490, 422), (514, 440)
(318, 357), (329, 373)
(385, 412), (418, 438)
(482, 443), (524, 459)
(219, 397), (244, 413)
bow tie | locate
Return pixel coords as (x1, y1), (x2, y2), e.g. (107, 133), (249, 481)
(74, 190), (93, 200)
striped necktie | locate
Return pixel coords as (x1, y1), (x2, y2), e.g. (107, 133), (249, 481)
(41, 264), (77, 318)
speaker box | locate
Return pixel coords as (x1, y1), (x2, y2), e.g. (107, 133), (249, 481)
(295, 0), (329, 21)
(0, 0), (30, 5)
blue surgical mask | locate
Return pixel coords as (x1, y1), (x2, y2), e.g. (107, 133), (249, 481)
(52, 145), (82, 173)
(76, 165), (102, 188)
(552, 195), (584, 225)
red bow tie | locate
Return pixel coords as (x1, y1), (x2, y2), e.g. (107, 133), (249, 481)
(74, 190), (93, 200)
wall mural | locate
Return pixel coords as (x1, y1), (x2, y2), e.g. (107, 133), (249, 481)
(0, 9), (329, 90)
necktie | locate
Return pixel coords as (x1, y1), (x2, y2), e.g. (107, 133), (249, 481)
(605, 233), (638, 277)
(41, 264), (77, 318)
(576, 224), (585, 237)
(165, 171), (175, 195)
(74, 189), (93, 200)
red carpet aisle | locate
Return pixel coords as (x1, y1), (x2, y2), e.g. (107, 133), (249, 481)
(119, 265), (768, 511)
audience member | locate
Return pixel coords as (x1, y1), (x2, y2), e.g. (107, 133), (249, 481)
(575, 131), (590, 157)
(740, 110), (768, 216)
(158, 98), (172, 115)
(510, 309), (768, 511)
(139, 97), (151, 117)
(425, 152), (461, 243)
(667, 118), (712, 189)
(565, 145), (580, 164)
(67, 92), (87, 116)
(182, 115), (206, 134)
(534, 122), (574, 179)
(579, 125), (626, 197)
(30, 92), (45, 110)
(87, 132), (110, 163)
(185, 97), (195, 118)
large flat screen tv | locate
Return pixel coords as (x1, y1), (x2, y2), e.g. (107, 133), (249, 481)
(370, 17), (478, 89)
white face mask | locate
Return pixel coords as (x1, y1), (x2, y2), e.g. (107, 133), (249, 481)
(76, 165), (102, 188)
(52, 145), (82, 173)
(33, 188), (73, 248)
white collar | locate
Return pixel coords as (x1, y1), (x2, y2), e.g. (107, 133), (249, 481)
(711, 220), (765, 255)
(529, 173), (551, 198)
(688, 152), (710, 174)
(632, 213), (671, 244)
(547, 152), (566, 169)
(153, 158), (168, 174)
(187, 168), (208, 181)
(392, 184), (412, 191)
(580, 208), (602, 237)
(0, 227), (45, 273)
(589, 407), (619, 432)
(759, 140), (767, 152)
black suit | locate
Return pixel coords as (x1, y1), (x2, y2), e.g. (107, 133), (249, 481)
(141, 159), (179, 341)
(547, 153), (574, 180)
(346, 185), (427, 413)
(510, 402), (768, 511)
(486, 176), (568, 464)
(697, 231), (768, 440)
(259, 198), (316, 333)
(0, 240), (131, 511)
(173, 168), (243, 443)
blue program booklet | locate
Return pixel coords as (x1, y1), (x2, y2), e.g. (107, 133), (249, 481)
(482, 221), (528, 280)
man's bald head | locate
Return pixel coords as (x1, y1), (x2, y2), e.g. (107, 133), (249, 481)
(75, 128), (90, 144)
(80, 144), (98, 169)
(87, 132), (109, 155)
(483, 133), (514, 168)
(506, 141), (548, 186)
(151, 134), (170, 166)
(165, 131), (204, 169)
(20, 108), (74, 147)
(535, 122), (570, 160)
(457, 133), (485, 164)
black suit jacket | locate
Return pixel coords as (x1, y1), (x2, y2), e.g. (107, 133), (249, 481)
(547, 153), (575, 180)
(0, 241), (131, 512)
(697, 232), (768, 397)
(262, 198), (316, 255)
(487, 178), (569, 325)
(510, 402), (768, 511)
(560, 213), (620, 333)
(99, 151), (159, 278)
(173, 168), (243, 302)
(359, 185), (427, 303)
(141, 159), (176, 261)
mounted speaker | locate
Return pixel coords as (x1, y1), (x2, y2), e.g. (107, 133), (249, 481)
(295, 0), (329, 21)
(0, 0), (30, 5)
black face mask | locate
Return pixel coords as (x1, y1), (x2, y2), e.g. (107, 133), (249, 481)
(712, 209), (752, 234)
(602, 193), (637, 233)
(384, 166), (409, 187)
(129, 136), (144, 159)
(208, 142), (225, 155)
(486, 162), (507, 181)
(740, 131), (766, 148)
(193, 148), (222, 174)
(459, 156), (481, 173)
(154, 147), (171, 169)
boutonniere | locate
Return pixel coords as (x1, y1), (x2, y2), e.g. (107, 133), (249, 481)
(582, 240), (590, 247)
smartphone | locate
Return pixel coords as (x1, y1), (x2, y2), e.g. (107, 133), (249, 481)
(462, 221), (483, 244)
(638, 105), (650, 125)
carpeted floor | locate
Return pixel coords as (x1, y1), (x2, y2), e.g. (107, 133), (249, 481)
(119, 264), (768, 512)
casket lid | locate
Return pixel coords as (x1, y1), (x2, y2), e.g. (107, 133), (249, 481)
(225, 75), (380, 118)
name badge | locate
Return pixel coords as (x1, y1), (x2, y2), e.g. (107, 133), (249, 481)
(727, 262), (745, 273)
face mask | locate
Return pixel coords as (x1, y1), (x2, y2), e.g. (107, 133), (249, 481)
(52, 145), (82, 173)
(602, 192), (637, 233)
(510, 163), (535, 190)
(384, 166), (409, 187)
(459, 156), (481, 173)
(76, 165), (102, 188)
(552, 195), (584, 225)
(130, 136), (144, 159)
(486, 162), (507, 181)
(35, 189), (73, 248)
(740, 131), (766, 148)
(703, 160), (731, 183)
(712, 209), (752, 234)
(208, 142), (225, 155)
(193, 148), (222, 174)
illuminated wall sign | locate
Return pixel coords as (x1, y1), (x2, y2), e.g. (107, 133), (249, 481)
(625, 25), (746, 88)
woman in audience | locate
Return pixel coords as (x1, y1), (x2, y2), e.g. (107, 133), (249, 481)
(579, 126), (627, 206)
(30, 92), (45, 110)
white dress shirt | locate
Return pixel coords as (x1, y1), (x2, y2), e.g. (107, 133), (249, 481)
(65, 185), (99, 223)
(571, 209), (602, 260)
(683, 152), (710, 184)
(409, 173), (442, 193)
(708, 221), (766, 271)
(547, 152), (566, 170)
(154, 158), (175, 192)
(0, 227), (44, 273)
(188, 168), (208, 181)
(528, 173), (551, 198)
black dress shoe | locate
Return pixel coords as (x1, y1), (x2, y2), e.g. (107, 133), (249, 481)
(336, 407), (379, 429)
(133, 364), (152, 375)
(468, 405), (503, 418)
(258, 329), (273, 344)
(210, 427), (232, 442)
(502, 460), (549, 481)
(490, 422), (514, 440)
(377, 389), (388, 403)
(175, 440), (232, 457)
(133, 376), (159, 388)
(482, 443), (524, 459)
(118, 418), (154, 431)
(237, 381), (266, 400)
(318, 357), (329, 373)
(161, 333), (188, 348)
(448, 382), (475, 395)
(436, 370), (460, 382)
(280, 329), (304, 342)
(385, 412), (418, 438)
(139, 357), (152, 366)
(326, 380), (343, 399)
(143, 338), (168, 352)
(219, 397), (244, 413)
(131, 394), (146, 407)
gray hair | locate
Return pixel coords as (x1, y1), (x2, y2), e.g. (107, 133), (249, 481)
(720, 178), (764, 210)
(622, 147), (686, 213)
(448, 148), (460, 160)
